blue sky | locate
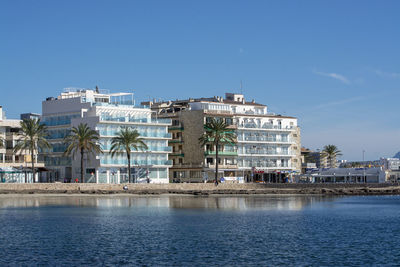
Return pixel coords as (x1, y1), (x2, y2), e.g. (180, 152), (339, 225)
(1, 0), (399, 161)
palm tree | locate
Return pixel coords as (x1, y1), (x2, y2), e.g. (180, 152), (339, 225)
(322, 145), (342, 168)
(199, 118), (236, 185)
(14, 118), (51, 183)
(64, 123), (102, 183)
(109, 127), (148, 183)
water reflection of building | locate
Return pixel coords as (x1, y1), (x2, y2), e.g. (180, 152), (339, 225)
(0, 195), (338, 211)
(169, 196), (337, 211)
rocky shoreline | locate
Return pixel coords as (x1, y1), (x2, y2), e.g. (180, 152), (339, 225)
(0, 183), (400, 196)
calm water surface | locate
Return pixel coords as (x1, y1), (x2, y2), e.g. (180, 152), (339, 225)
(0, 194), (399, 266)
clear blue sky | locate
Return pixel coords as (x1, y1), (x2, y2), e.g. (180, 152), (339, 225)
(1, 0), (399, 161)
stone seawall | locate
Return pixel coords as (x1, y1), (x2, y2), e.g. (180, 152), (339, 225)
(0, 183), (400, 195)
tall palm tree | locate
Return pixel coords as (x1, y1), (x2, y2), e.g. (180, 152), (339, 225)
(64, 123), (102, 183)
(322, 145), (342, 168)
(199, 118), (236, 185)
(109, 127), (148, 183)
(14, 118), (51, 183)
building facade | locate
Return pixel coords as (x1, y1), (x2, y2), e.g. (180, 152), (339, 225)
(145, 93), (301, 183)
(0, 106), (44, 183)
(42, 88), (172, 183)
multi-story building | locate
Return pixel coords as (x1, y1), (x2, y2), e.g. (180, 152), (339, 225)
(301, 147), (327, 171)
(42, 88), (172, 183)
(145, 93), (301, 183)
(380, 158), (400, 171)
(0, 106), (44, 183)
(20, 113), (41, 121)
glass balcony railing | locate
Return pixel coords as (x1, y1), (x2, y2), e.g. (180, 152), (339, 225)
(99, 115), (171, 125)
(98, 130), (171, 139)
(204, 150), (238, 156)
(238, 136), (291, 142)
(239, 150), (294, 155)
(238, 162), (292, 168)
(101, 145), (172, 152)
(42, 114), (80, 127)
(100, 159), (173, 166)
(238, 123), (295, 130)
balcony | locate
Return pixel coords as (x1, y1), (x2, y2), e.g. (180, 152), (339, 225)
(101, 145), (172, 152)
(204, 150), (238, 156)
(100, 159), (173, 166)
(169, 125), (184, 131)
(169, 137), (183, 144)
(237, 123), (295, 131)
(100, 115), (172, 125)
(205, 163), (238, 169)
(238, 162), (293, 168)
(238, 151), (295, 156)
(238, 136), (292, 143)
(171, 152), (184, 157)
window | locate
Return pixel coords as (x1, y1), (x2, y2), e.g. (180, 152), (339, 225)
(179, 158), (183, 164)
(86, 168), (96, 175)
(206, 158), (213, 164)
(173, 171), (185, 178)
(6, 141), (13, 149)
(190, 171), (202, 178)
(293, 134), (298, 137)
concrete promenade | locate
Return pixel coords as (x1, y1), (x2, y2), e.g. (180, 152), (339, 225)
(0, 183), (400, 195)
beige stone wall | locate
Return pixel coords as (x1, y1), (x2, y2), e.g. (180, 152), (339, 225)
(292, 127), (302, 172)
(180, 110), (205, 165)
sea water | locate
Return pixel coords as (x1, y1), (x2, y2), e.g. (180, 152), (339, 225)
(0, 195), (399, 266)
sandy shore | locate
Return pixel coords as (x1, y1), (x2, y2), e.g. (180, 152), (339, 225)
(0, 183), (400, 195)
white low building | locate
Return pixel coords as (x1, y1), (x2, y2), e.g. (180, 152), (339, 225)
(298, 167), (386, 183)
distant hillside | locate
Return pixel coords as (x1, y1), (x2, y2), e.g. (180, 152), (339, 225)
(394, 152), (400, 159)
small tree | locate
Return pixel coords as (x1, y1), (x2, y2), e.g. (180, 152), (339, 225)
(322, 145), (342, 168)
(109, 127), (148, 183)
(199, 118), (236, 185)
(64, 123), (102, 183)
(14, 118), (51, 183)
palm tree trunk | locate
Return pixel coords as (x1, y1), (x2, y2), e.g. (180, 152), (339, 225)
(127, 152), (131, 183)
(80, 148), (84, 183)
(215, 142), (219, 186)
(31, 149), (35, 183)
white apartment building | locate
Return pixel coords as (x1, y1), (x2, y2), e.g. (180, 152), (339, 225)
(190, 93), (301, 182)
(148, 92), (301, 183)
(0, 106), (44, 183)
(42, 88), (172, 183)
